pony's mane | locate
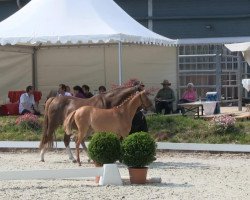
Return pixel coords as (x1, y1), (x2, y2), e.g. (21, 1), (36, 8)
(108, 85), (132, 93)
(116, 92), (138, 108)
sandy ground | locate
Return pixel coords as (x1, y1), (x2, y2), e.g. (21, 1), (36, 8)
(0, 150), (249, 200)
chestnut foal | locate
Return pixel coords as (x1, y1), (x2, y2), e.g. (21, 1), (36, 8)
(64, 91), (152, 166)
(40, 85), (141, 162)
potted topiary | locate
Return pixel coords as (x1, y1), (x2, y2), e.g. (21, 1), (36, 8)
(121, 132), (157, 184)
(88, 132), (121, 183)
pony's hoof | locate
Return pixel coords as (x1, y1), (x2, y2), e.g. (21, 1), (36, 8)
(87, 159), (91, 163)
(72, 159), (77, 163)
(40, 159), (45, 162)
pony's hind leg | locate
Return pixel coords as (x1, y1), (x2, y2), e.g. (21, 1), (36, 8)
(75, 140), (81, 166)
(40, 145), (47, 162)
(64, 133), (76, 162)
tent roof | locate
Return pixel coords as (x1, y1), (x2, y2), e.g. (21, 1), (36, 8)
(225, 42), (250, 52)
(0, 0), (176, 46)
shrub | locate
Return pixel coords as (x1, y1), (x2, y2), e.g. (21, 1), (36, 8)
(88, 132), (121, 165)
(121, 132), (156, 168)
(211, 115), (237, 134)
(15, 114), (42, 132)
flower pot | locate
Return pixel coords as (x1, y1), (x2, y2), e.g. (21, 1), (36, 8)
(128, 167), (148, 184)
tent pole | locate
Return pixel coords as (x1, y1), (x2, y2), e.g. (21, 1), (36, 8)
(118, 41), (123, 85)
(32, 47), (38, 90)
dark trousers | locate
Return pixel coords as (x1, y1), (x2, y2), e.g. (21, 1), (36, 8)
(155, 101), (173, 115)
(129, 111), (148, 134)
(21, 109), (41, 116)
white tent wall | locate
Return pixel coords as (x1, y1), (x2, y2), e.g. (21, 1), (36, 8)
(36, 45), (176, 105)
(36, 46), (105, 102)
(0, 51), (32, 104)
(121, 45), (177, 88)
(243, 51), (250, 65)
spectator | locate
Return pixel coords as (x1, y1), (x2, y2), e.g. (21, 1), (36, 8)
(82, 85), (93, 98)
(98, 85), (107, 94)
(58, 84), (72, 96)
(176, 82), (197, 113)
(155, 80), (175, 114)
(73, 85), (86, 98)
(66, 85), (73, 96)
(19, 85), (40, 115)
(129, 80), (148, 134)
(181, 83), (197, 103)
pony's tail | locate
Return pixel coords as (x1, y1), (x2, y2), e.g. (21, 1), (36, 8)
(39, 97), (55, 149)
(63, 110), (77, 136)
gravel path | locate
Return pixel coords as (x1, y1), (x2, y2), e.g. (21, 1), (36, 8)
(0, 150), (249, 200)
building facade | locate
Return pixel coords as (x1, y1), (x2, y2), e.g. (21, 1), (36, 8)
(1, 0), (250, 104)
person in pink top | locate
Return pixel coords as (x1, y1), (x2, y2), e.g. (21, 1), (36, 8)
(182, 83), (197, 102)
(176, 83), (197, 113)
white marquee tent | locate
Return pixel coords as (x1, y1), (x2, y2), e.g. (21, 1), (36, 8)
(0, 0), (177, 104)
(225, 41), (250, 65)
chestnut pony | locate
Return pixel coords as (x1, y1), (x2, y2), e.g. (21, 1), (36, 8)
(64, 91), (152, 165)
(39, 85), (141, 162)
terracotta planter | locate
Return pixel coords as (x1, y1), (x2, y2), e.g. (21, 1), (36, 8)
(128, 167), (148, 184)
(94, 162), (103, 183)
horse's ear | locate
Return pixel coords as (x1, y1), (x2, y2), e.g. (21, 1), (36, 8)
(134, 85), (140, 91)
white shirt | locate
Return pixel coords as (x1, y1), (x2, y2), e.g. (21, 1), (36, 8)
(19, 93), (35, 114)
(58, 92), (72, 96)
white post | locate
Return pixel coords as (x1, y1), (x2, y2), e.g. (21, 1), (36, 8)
(118, 41), (123, 86)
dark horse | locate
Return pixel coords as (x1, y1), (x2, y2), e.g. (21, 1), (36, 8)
(39, 85), (142, 162)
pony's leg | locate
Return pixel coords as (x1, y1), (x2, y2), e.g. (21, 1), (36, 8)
(80, 141), (88, 153)
(75, 140), (81, 166)
(81, 129), (92, 162)
(40, 146), (47, 162)
(81, 141), (91, 163)
(64, 133), (76, 162)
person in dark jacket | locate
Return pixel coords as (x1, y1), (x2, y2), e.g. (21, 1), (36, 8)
(129, 80), (148, 134)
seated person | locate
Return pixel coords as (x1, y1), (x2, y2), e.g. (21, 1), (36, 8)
(19, 85), (40, 115)
(66, 85), (73, 96)
(58, 84), (72, 96)
(176, 82), (197, 113)
(98, 85), (107, 94)
(73, 85), (86, 98)
(82, 84), (93, 98)
(155, 80), (175, 115)
(180, 83), (197, 103)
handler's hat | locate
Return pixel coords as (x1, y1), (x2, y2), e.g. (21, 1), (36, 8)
(161, 80), (171, 86)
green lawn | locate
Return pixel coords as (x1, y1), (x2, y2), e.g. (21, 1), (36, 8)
(0, 115), (250, 144)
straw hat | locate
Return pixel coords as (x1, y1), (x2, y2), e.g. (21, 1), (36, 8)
(161, 80), (171, 86)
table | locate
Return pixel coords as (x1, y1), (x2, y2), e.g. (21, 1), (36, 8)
(178, 101), (218, 117)
(178, 102), (204, 117)
(202, 101), (217, 115)
(8, 91), (42, 103)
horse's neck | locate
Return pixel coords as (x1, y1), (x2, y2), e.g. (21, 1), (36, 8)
(105, 87), (136, 107)
(119, 93), (141, 120)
